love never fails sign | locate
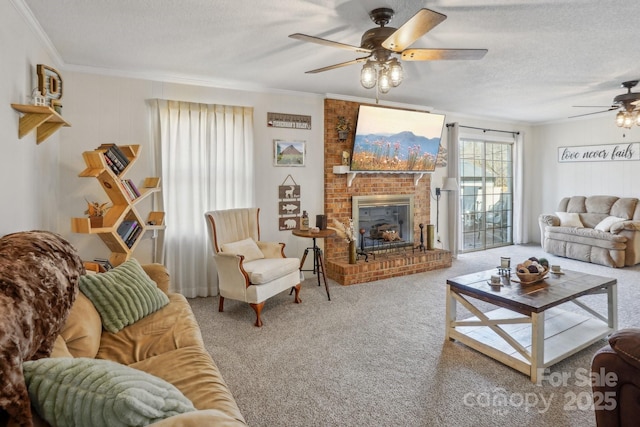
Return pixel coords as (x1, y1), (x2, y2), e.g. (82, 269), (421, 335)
(558, 142), (640, 163)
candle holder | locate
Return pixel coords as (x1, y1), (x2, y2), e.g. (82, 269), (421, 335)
(414, 223), (426, 253)
(357, 228), (372, 262)
(497, 266), (511, 277)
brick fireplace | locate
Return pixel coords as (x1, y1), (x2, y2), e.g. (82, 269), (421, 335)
(323, 98), (451, 285)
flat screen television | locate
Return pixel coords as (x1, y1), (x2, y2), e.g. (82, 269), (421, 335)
(350, 105), (445, 172)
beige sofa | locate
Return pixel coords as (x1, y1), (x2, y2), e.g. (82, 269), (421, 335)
(538, 195), (640, 267)
(33, 263), (247, 426)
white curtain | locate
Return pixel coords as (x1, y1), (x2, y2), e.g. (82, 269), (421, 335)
(150, 100), (255, 297)
(513, 131), (527, 244)
(446, 123), (460, 258)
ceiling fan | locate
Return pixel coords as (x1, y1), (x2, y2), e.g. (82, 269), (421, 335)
(570, 80), (640, 127)
(288, 7), (487, 94)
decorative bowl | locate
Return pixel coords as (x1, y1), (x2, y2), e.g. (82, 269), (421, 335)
(515, 266), (549, 283)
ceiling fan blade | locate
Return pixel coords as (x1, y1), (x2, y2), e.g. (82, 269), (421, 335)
(289, 33), (371, 54)
(305, 56), (370, 74)
(401, 48), (487, 61)
(382, 8), (447, 52)
(568, 107), (618, 119)
(572, 105), (617, 108)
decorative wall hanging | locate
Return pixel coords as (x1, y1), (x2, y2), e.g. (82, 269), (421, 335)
(278, 175), (301, 230)
(37, 64), (63, 107)
(267, 112), (311, 129)
(274, 140), (305, 166)
(558, 142), (640, 163)
(436, 145), (448, 167)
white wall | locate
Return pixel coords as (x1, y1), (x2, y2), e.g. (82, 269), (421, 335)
(529, 116), (640, 242)
(58, 72), (325, 265)
(0, 1), (61, 235)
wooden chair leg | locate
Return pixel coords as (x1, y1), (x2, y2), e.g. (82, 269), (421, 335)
(250, 302), (265, 327)
(293, 283), (302, 304)
(218, 296), (224, 312)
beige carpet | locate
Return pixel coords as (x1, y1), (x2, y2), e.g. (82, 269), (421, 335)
(188, 244), (640, 427)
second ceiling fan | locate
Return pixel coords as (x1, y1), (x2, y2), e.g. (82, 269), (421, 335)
(570, 80), (640, 128)
(289, 7), (487, 94)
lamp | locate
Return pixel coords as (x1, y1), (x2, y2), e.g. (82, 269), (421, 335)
(359, 57), (404, 94)
(435, 178), (458, 234)
(360, 61), (377, 89)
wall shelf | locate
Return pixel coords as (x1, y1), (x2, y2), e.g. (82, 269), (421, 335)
(334, 168), (428, 187)
(11, 104), (71, 144)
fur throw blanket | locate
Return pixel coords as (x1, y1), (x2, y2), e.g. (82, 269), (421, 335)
(0, 231), (84, 427)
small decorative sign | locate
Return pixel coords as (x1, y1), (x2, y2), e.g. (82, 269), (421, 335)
(267, 112), (311, 129)
(278, 175), (301, 231)
(37, 64), (63, 106)
(558, 142), (640, 163)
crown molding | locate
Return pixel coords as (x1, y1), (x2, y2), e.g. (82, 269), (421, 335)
(10, 0), (65, 69)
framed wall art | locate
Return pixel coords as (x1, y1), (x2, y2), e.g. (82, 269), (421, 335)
(274, 140), (305, 167)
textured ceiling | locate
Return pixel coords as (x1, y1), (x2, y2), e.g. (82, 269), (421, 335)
(19, 0), (640, 124)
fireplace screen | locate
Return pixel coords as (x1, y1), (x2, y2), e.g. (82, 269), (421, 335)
(352, 195), (414, 252)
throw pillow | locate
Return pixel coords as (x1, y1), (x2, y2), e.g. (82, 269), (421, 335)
(23, 357), (195, 427)
(594, 216), (626, 232)
(79, 258), (169, 333)
(221, 237), (265, 262)
(555, 212), (584, 228)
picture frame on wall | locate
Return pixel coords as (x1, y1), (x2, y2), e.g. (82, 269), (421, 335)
(274, 140), (305, 166)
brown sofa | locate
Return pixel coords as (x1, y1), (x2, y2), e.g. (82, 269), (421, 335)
(33, 263), (246, 426)
(591, 329), (640, 427)
(538, 196), (640, 267)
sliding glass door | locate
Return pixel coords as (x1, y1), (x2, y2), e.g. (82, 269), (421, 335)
(459, 138), (513, 252)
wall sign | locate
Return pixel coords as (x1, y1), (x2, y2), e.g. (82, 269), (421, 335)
(278, 175), (301, 230)
(267, 112), (311, 129)
(558, 142), (640, 163)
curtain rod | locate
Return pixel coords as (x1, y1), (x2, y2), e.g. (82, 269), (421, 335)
(446, 123), (520, 136)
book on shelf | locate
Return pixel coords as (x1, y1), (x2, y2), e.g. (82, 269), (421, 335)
(102, 152), (121, 175)
(104, 148), (124, 172)
(117, 220), (139, 242)
(119, 180), (137, 201)
(98, 144), (130, 169)
(126, 179), (141, 197)
(125, 225), (143, 248)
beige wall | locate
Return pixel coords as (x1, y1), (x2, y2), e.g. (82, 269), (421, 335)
(0, 1), (61, 235)
(529, 116), (640, 241)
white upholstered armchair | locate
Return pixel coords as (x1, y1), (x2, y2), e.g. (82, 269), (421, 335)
(204, 208), (301, 326)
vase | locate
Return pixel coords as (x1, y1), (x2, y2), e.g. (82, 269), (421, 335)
(348, 240), (357, 264)
(89, 216), (103, 228)
(426, 224), (435, 250)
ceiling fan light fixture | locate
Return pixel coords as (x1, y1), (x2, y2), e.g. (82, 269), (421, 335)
(378, 69), (391, 93)
(360, 61), (377, 89)
(389, 58), (403, 87)
(615, 111), (625, 127)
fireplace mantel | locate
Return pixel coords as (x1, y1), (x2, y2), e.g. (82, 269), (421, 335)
(332, 168), (429, 187)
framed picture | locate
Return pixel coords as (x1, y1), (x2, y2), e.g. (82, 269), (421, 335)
(274, 140), (305, 166)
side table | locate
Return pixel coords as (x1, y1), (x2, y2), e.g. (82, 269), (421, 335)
(292, 228), (335, 301)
